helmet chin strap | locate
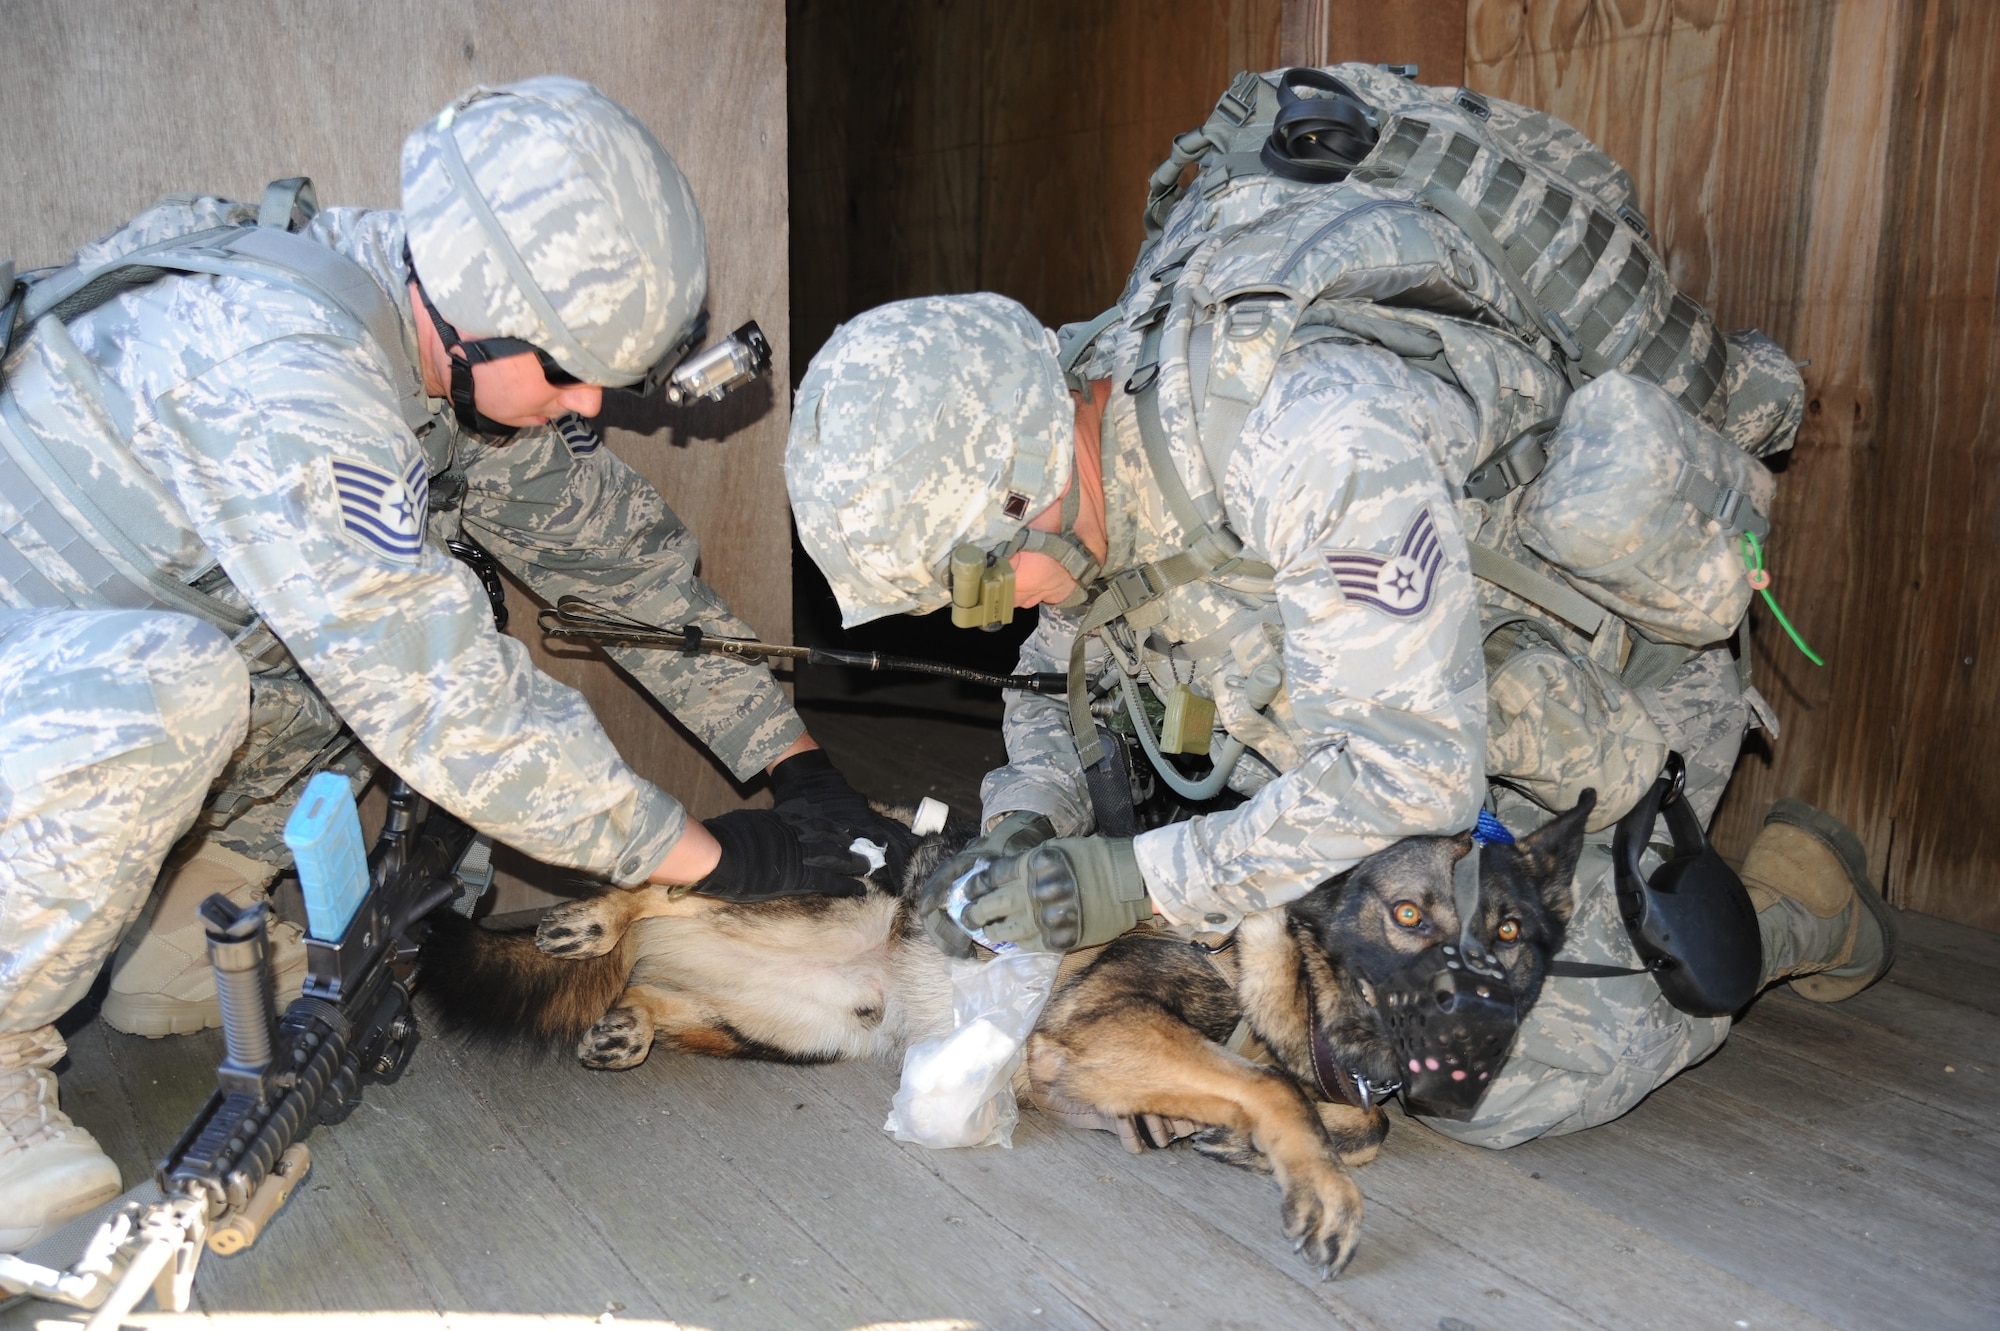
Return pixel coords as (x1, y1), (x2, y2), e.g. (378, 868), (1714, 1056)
(410, 266), (524, 440)
(993, 459), (1102, 610)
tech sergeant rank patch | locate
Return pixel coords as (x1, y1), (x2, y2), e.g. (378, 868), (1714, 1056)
(328, 453), (429, 562)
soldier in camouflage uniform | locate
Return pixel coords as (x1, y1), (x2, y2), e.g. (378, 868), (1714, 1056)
(785, 292), (1895, 1152)
(0, 77), (888, 1249)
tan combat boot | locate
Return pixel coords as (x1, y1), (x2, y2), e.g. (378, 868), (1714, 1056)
(1743, 799), (1898, 1002)
(101, 841), (305, 1038)
(0, 1027), (120, 1251)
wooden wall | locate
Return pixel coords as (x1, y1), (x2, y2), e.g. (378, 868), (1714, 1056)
(1289, 0), (2000, 929)
(0, 0), (791, 822)
(791, 0), (1281, 362)
(798, 0), (2000, 928)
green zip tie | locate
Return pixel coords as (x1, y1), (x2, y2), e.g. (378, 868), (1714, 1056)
(1740, 531), (1824, 667)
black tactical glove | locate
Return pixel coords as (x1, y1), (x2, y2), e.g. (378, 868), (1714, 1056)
(958, 835), (1151, 953)
(692, 806), (870, 902)
(916, 811), (1058, 958)
(767, 748), (916, 878)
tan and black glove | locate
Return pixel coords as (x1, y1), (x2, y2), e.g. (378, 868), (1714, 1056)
(954, 834), (1152, 954)
(916, 811), (1057, 957)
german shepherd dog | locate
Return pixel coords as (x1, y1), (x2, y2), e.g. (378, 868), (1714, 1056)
(420, 797), (1590, 1276)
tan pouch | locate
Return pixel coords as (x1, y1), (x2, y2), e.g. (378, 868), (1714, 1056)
(1484, 616), (1667, 831)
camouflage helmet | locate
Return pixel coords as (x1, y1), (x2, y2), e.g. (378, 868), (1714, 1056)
(787, 294), (1073, 626)
(401, 75), (706, 387)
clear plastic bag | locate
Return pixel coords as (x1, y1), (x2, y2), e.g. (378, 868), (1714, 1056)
(885, 949), (1061, 1149)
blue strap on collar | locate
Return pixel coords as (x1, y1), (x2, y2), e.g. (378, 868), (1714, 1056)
(1473, 808), (1515, 846)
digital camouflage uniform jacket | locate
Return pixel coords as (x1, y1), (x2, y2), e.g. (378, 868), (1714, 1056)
(4, 196), (801, 884)
(983, 328), (1490, 931)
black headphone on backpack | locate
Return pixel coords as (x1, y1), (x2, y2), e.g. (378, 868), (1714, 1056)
(1259, 68), (1380, 184)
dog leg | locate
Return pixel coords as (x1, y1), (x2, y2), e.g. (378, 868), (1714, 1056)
(577, 997), (657, 1070)
(1316, 1102), (1389, 1165)
(537, 885), (692, 958)
(1029, 1013), (1363, 1278)
(1191, 1106), (1385, 1172)
(1188, 1125), (1273, 1173)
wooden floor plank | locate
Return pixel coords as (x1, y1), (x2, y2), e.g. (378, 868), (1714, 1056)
(1365, 1118), (1834, 1331)
(1105, 1101), (1837, 1331)
(792, 1054), (1377, 1331)
(1108, 1123), (1602, 1331)
(461, 1044), (1057, 1329)
(314, 1041), (770, 1323)
(46, 1022), (147, 1193)
(1896, 910), (2000, 959)
(1725, 992), (1995, 1125)
(1495, 1035), (1999, 1331)
(28, 1024), (437, 1319)
(1677, 1015), (2000, 1196)
(1881, 913), (2000, 1016)
(1831, 974), (2000, 1066)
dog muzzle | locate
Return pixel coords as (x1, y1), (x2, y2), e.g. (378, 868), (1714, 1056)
(1371, 940), (1521, 1121)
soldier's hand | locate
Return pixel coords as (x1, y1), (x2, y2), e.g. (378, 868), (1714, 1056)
(916, 811), (1057, 957)
(693, 806), (871, 902)
(768, 747), (917, 878)
(958, 834), (1149, 954)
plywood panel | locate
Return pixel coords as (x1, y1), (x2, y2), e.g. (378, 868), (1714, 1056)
(791, 0), (1283, 354)
(1468, 0), (2000, 929)
(1284, 0), (1467, 81)
(1870, 0), (2000, 925)
(0, 0), (791, 826)
(1468, 1), (1885, 866)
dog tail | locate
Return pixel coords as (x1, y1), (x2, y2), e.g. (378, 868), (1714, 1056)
(417, 912), (629, 1049)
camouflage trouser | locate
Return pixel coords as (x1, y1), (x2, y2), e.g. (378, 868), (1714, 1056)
(1422, 646), (1746, 1149)
(192, 665), (372, 870)
(0, 609), (249, 1036)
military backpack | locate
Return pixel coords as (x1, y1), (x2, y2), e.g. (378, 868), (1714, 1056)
(1060, 65), (1804, 829)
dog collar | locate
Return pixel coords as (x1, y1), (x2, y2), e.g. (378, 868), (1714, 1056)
(1302, 967), (1399, 1111)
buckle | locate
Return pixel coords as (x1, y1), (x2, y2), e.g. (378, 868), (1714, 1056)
(1131, 293), (1172, 331)
(1150, 242), (1198, 284)
(1454, 89), (1492, 120)
(1216, 71), (1261, 126)
(1461, 422), (1554, 501)
(1543, 309), (1582, 361)
(1713, 487), (1743, 527)
(1105, 564), (1165, 612)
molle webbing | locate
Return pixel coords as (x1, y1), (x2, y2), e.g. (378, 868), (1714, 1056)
(1352, 112), (1726, 420)
(0, 181), (433, 630)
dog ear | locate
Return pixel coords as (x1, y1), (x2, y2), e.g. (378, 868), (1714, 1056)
(1511, 790), (1596, 924)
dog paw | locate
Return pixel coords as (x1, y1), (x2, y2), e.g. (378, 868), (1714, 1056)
(1277, 1154), (1362, 1280)
(537, 897), (620, 958)
(1191, 1126), (1273, 1174)
(578, 1005), (654, 1070)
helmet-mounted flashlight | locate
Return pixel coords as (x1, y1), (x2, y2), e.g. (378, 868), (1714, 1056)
(658, 320), (772, 405)
(950, 544), (1015, 630)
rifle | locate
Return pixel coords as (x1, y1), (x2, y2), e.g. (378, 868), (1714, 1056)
(0, 780), (489, 1325)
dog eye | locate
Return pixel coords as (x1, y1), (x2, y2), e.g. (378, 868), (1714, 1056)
(1497, 919), (1521, 943)
(1391, 901), (1423, 929)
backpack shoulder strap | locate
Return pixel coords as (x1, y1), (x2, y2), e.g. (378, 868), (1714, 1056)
(19, 180), (432, 433)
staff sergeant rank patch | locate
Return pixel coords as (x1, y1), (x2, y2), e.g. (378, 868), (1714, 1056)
(329, 454), (428, 562)
(1324, 506), (1443, 617)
